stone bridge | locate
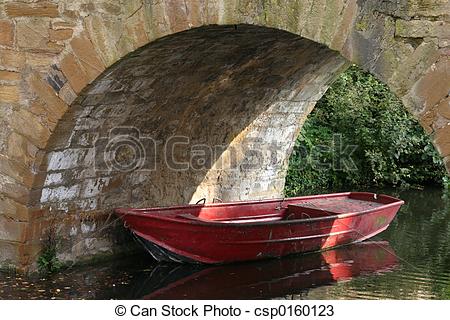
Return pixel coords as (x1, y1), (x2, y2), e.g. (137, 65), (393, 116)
(0, 0), (449, 270)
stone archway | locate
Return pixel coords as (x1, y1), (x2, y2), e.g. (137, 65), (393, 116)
(0, 0), (448, 270)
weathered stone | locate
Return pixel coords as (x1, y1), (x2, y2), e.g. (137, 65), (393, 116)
(15, 19), (64, 53)
(330, 0), (357, 51)
(70, 32), (105, 81)
(25, 52), (58, 70)
(0, 85), (20, 103)
(52, 21), (76, 30)
(125, 7), (150, 48)
(5, 2), (59, 18)
(83, 15), (116, 67)
(388, 40), (440, 97)
(0, 215), (28, 242)
(49, 28), (73, 42)
(437, 97), (450, 119)
(0, 70), (20, 82)
(28, 100), (53, 128)
(445, 156), (450, 174)
(396, 20), (450, 38)
(0, 20), (14, 47)
(439, 38), (449, 48)
(58, 82), (77, 105)
(388, 0), (450, 19)
(6, 132), (38, 168)
(0, 154), (35, 188)
(10, 108), (51, 149)
(301, 0), (327, 42)
(46, 41), (65, 53)
(0, 49), (25, 70)
(46, 64), (67, 92)
(16, 19), (49, 51)
(29, 73), (68, 123)
(419, 107), (438, 134)
(410, 57), (450, 114)
(0, 173), (30, 205)
(0, 197), (29, 221)
(434, 124), (450, 157)
(0, 241), (21, 267)
(60, 53), (90, 93)
(40, 185), (80, 203)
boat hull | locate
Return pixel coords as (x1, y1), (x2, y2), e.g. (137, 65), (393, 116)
(116, 192), (404, 264)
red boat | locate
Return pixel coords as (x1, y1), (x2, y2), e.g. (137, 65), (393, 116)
(115, 192), (404, 264)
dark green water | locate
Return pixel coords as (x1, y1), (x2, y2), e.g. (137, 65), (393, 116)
(1, 188), (449, 299)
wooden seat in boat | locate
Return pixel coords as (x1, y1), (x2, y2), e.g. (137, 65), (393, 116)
(177, 212), (283, 223)
(285, 204), (335, 220)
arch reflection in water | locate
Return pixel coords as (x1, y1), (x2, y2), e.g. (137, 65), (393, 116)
(133, 241), (398, 299)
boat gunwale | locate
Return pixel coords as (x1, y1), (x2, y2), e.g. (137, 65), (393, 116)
(115, 192), (404, 227)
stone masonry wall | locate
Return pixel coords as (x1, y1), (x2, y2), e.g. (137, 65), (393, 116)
(0, 0), (448, 270)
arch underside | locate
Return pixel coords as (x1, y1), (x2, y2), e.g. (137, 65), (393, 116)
(31, 25), (347, 262)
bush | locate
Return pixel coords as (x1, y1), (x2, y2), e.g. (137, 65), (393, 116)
(284, 66), (447, 196)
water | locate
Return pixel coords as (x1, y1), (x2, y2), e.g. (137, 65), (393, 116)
(1, 188), (449, 299)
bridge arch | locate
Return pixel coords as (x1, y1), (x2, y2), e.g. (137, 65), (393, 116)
(0, 0), (448, 269)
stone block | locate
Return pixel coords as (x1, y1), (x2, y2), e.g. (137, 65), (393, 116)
(0, 174), (29, 205)
(25, 52), (58, 70)
(83, 14), (136, 68)
(5, 2), (59, 18)
(330, 0), (357, 52)
(437, 97), (450, 119)
(0, 215), (28, 242)
(0, 70), (20, 82)
(411, 57), (450, 113)
(0, 85), (20, 103)
(58, 82), (77, 105)
(0, 197), (29, 221)
(46, 148), (89, 171)
(29, 72), (68, 122)
(0, 20), (14, 47)
(40, 185), (80, 203)
(0, 241), (21, 267)
(49, 28), (73, 42)
(7, 131), (39, 167)
(445, 156), (450, 174)
(69, 32), (105, 81)
(0, 49), (26, 70)
(434, 124), (450, 157)
(16, 19), (64, 53)
(388, 40), (440, 97)
(10, 108), (51, 149)
(396, 20), (450, 38)
(60, 53), (90, 93)
(52, 21), (76, 30)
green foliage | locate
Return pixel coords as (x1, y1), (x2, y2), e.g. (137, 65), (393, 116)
(285, 66), (447, 196)
(37, 231), (62, 274)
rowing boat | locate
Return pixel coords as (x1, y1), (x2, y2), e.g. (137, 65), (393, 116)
(115, 192), (404, 264)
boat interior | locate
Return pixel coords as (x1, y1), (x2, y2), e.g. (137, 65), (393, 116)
(119, 192), (401, 224)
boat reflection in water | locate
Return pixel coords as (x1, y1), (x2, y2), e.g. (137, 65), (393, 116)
(134, 241), (398, 299)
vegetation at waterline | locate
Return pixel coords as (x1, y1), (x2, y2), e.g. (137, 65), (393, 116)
(285, 66), (448, 197)
(37, 228), (62, 274)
